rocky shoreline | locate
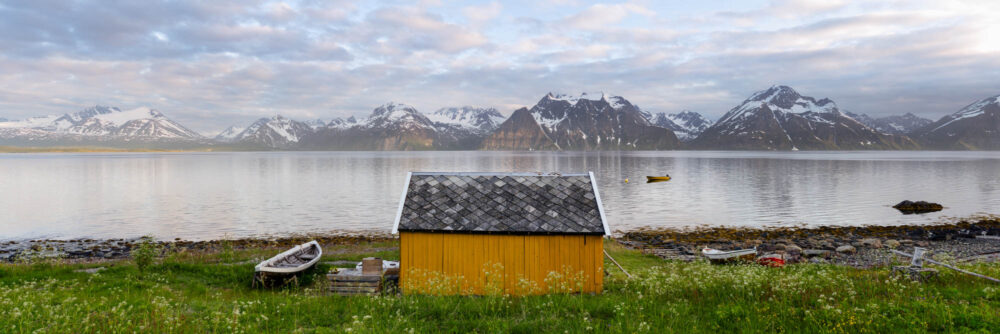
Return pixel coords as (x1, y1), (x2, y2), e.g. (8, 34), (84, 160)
(5, 220), (1000, 267)
(619, 219), (1000, 267)
(0, 233), (395, 263)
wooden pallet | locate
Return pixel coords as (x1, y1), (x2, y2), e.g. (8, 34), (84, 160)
(328, 269), (382, 296)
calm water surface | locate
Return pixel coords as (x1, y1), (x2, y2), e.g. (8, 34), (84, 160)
(1, 151), (999, 240)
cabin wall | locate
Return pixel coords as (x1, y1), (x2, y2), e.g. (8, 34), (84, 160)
(399, 232), (604, 295)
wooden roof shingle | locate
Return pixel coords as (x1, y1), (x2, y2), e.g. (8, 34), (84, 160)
(392, 172), (608, 235)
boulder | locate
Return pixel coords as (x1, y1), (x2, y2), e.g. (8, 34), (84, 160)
(892, 200), (943, 214)
(859, 238), (882, 249)
(803, 249), (830, 258)
(836, 245), (856, 254)
(785, 244), (803, 254)
(884, 239), (901, 249)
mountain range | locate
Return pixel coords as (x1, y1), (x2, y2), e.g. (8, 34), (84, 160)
(690, 86), (918, 150)
(2, 87), (998, 150)
(481, 92), (679, 150)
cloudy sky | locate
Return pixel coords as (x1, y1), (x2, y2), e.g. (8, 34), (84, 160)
(1, 0), (998, 134)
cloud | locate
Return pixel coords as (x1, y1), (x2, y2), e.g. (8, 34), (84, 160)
(357, 6), (489, 55)
(462, 1), (503, 26)
(0, 0), (997, 134)
(562, 3), (654, 30)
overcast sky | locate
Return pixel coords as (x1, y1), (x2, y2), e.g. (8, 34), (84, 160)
(1, 0), (998, 134)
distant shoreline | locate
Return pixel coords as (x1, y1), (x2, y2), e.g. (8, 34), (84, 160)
(2, 145), (995, 153)
(0, 146), (214, 153)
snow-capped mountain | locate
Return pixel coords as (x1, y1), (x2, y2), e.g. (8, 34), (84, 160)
(303, 119), (328, 130)
(427, 106), (505, 134)
(327, 116), (359, 129)
(690, 85), (917, 150)
(361, 102), (436, 132)
(213, 125), (246, 142)
(223, 115), (313, 148)
(844, 112), (932, 135)
(0, 105), (203, 142)
(648, 111), (712, 142)
(911, 95), (1000, 150)
(302, 102), (490, 150)
(481, 92), (680, 150)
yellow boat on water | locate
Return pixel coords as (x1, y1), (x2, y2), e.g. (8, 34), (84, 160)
(646, 175), (671, 181)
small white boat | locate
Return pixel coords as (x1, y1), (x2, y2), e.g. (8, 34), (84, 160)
(253, 240), (322, 287)
(702, 247), (756, 264)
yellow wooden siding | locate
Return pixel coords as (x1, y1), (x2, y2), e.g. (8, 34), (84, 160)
(399, 232), (604, 295)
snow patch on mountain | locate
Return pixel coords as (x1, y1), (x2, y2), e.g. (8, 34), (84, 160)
(650, 110), (713, 141)
(845, 111), (932, 135)
(303, 119), (328, 130)
(533, 92), (634, 132)
(716, 85), (839, 134)
(0, 114), (63, 129)
(328, 116), (358, 129)
(223, 115), (314, 148)
(544, 92), (625, 107)
(931, 95), (1000, 133)
(427, 106), (505, 133)
(0, 105), (202, 140)
(364, 102), (435, 131)
(214, 125), (245, 141)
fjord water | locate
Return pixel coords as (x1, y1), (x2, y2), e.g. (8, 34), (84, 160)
(1, 151), (998, 241)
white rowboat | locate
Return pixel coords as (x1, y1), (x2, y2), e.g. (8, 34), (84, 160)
(702, 247), (756, 264)
(253, 240), (322, 287)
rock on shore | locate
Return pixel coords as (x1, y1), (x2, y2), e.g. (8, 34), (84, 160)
(619, 219), (1000, 268)
(893, 200), (944, 214)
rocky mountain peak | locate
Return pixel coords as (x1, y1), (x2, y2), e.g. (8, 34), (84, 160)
(749, 85), (799, 102)
(693, 86), (916, 150)
(428, 106), (505, 133)
(744, 85), (837, 114)
(328, 116), (359, 128)
(366, 102), (431, 126)
(911, 94), (1000, 149)
(540, 92), (623, 107)
(649, 110), (713, 142)
(482, 93), (678, 150)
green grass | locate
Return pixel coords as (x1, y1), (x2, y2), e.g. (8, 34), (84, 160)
(1, 240), (998, 333)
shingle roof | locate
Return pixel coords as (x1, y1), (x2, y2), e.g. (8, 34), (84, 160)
(392, 172), (608, 235)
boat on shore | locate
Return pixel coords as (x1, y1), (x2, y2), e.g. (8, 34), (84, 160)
(702, 247), (756, 264)
(253, 240), (322, 287)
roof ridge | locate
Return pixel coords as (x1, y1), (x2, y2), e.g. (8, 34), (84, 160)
(410, 171), (590, 176)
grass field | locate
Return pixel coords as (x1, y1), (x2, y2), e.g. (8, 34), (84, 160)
(1, 240), (998, 333)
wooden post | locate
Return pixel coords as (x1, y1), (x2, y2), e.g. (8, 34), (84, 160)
(910, 247), (926, 267)
(604, 250), (631, 279)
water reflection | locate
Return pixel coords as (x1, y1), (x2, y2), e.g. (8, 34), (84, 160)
(0, 151), (998, 240)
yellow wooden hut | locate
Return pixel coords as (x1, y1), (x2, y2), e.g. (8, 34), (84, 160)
(392, 172), (609, 295)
